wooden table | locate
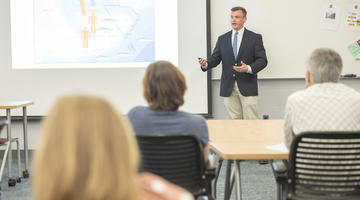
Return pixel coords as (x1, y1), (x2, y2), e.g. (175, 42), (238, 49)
(0, 101), (34, 179)
(207, 120), (289, 200)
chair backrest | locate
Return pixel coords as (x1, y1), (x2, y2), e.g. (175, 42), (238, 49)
(136, 134), (206, 195)
(288, 132), (360, 199)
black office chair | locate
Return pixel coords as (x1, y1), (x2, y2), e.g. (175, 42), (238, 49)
(272, 132), (360, 200)
(136, 134), (215, 199)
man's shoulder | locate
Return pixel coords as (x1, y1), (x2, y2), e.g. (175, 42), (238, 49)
(286, 89), (312, 110)
(337, 83), (360, 97)
(317, 82), (360, 99)
(218, 31), (232, 39)
(287, 89), (307, 102)
(244, 28), (262, 38)
(288, 83), (360, 104)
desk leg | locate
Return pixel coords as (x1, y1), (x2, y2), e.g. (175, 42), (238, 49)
(230, 164), (236, 193)
(6, 109), (12, 179)
(213, 158), (223, 198)
(234, 160), (242, 200)
(22, 107), (29, 178)
(224, 160), (232, 200)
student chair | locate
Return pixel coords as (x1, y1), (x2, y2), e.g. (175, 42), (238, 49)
(272, 132), (360, 200)
(136, 134), (215, 199)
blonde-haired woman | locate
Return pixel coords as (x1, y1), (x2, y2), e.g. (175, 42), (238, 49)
(33, 95), (193, 200)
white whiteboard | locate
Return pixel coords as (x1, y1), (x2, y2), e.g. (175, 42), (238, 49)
(211, 0), (360, 79)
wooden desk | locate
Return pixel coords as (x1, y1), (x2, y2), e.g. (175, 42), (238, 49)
(0, 101), (34, 179)
(207, 120), (289, 200)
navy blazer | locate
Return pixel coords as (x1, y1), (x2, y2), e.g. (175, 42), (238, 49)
(202, 29), (267, 97)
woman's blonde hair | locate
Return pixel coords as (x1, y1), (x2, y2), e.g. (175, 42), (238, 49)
(33, 95), (140, 200)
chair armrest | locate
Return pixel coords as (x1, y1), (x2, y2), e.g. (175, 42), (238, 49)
(199, 167), (215, 197)
(207, 153), (216, 169)
(272, 160), (288, 173)
(204, 167), (216, 178)
(271, 160), (288, 183)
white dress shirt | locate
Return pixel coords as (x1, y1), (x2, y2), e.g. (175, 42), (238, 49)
(232, 27), (252, 73)
(231, 28), (244, 58)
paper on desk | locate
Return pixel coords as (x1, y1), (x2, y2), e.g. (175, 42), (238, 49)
(266, 143), (288, 153)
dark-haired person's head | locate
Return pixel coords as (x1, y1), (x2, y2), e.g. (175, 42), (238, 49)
(231, 6), (247, 17)
(231, 6), (247, 31)
(143, 61), (187, 111)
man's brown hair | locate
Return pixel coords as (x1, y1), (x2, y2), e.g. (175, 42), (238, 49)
(143, 61), (187, 111)
(231, 6), (247, 17)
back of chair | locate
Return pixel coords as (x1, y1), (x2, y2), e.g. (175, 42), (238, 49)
(288, 132), (360, 199)
(136, 134), (205, 195)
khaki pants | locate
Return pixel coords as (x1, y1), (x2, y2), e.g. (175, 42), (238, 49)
(224, 82), (260, 119)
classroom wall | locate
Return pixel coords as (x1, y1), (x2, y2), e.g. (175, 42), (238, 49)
(3, 0), (360, 149)
(210, 0), (360, 79)
(4, 78), (359, 150)
(213, 78), (360, 119)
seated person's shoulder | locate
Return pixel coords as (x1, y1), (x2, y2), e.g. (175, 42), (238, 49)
(343, 84), (360, 98)
(128, 106), (149, 117)
(287, 89), (308, 104)
(178, 111), (207, 124)
(129, 105), (147, 113)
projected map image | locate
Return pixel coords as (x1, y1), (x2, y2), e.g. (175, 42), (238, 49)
(34, 0), (155, 64)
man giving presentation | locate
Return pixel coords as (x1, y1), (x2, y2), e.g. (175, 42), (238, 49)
(199, 6), (267, 119)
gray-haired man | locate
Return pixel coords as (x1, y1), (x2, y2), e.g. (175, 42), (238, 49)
(284, 48), (360, 149)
